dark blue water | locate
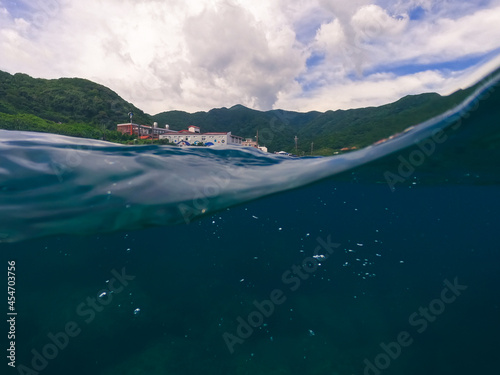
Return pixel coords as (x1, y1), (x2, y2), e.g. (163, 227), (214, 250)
(1, 68), (500, 375)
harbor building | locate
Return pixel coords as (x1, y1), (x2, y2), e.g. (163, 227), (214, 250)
(158, 125), (243, 146)
(117, 122), (256, 148)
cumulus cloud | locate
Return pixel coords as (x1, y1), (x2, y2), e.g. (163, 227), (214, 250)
(0, 0), (499, 114)
(181, 2), (304, 109)
(276, 70), (452, 112)
(279, 0), (500, 111)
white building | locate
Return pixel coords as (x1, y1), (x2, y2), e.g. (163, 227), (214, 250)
(159, 125), (243, 146)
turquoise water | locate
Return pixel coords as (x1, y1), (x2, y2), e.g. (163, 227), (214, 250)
(1, 68), (500, 375)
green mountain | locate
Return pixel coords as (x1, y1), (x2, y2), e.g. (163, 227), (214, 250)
(154, 89), (473, 154)
(0, 70), (151, 141)
(0, 69), (476, 152)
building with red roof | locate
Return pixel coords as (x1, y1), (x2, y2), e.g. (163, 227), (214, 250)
(159, 125), (243, 146)
(117, 123), (244, 146)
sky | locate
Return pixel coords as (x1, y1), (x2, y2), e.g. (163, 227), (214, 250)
(1, 0), (500, 114)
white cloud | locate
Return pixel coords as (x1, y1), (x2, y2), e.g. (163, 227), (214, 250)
(351, 5), (408, 40)
(277, 1), (500, 111)
(351, 5), (500, 71)
(180, 2), (304, 109)
(276, 70), (451, 112)
(314, 18), (344, 54)
(0, 0), (499, 114)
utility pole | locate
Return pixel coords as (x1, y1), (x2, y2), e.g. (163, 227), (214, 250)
(294, 136), (298, 154)
(129, 112), (140, 139)
(311, 142), (314, 155)
(256, 129), (259, 146)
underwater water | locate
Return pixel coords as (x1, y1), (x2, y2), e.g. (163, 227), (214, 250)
(1, 68), (500, 375)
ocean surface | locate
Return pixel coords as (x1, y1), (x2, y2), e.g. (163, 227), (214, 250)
(1, 68), (499, 375)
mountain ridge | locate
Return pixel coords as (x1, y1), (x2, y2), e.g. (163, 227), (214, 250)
(152, 90), (471, 153)
(0, 69), (474, 153)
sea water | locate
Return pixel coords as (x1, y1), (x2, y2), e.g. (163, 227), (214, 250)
(1, 69), (499, 375)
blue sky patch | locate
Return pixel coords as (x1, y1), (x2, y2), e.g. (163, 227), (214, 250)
(2, 0), (31, 18)
(295, 75), (323, 93)
(306, 52), (325, 70)
(365, 48), (500, 77)
(294, 12), (333, 45)
(408, 6), (426, 21)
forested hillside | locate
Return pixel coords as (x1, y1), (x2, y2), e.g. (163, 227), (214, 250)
(0, 69), (475, 153)
(0, 70), (150, 141)
(154, 89), (472, 154)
